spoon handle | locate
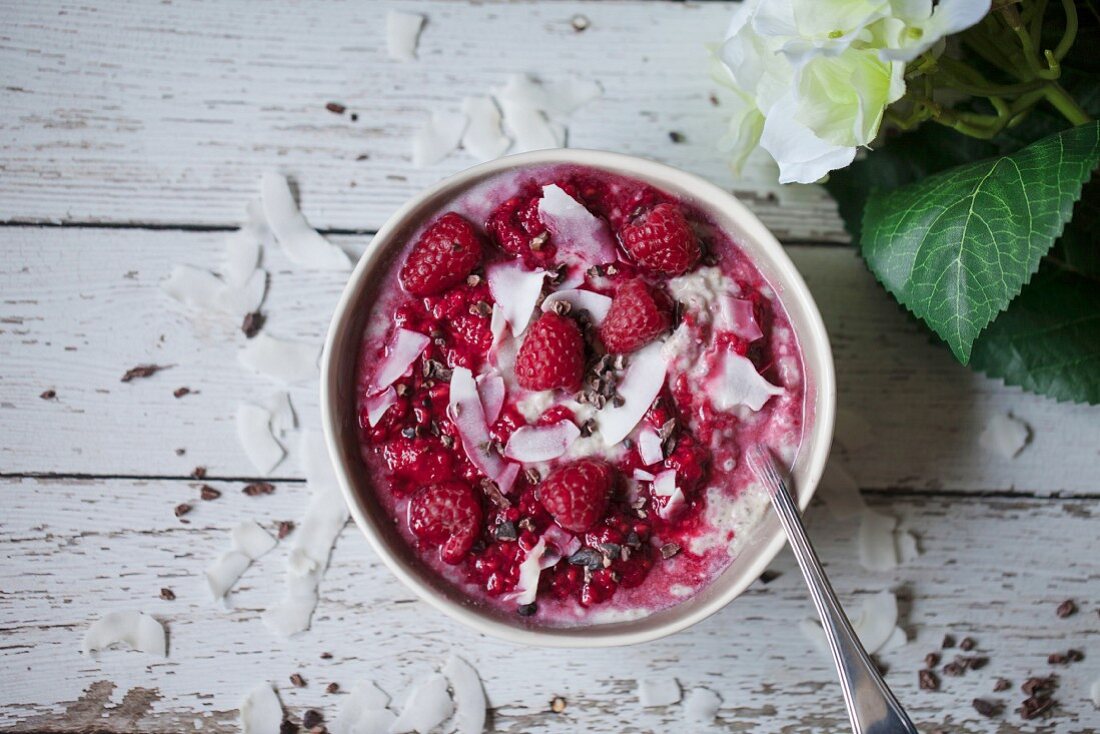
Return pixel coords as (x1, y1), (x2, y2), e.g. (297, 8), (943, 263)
(749, 447), (918, 734)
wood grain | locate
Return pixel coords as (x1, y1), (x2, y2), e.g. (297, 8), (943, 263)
(1, 227), (1098, 493)
(1, 477), (1097, 732)
(0, 0), (847, 242)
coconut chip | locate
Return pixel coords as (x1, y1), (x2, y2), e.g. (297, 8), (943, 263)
(442, 654), (486, 734)
(1090, 677), (1100, 708)
(596, 341), (668, 445)
(239, 683), (284, 734)
(222, 219), (264, 288)
(236, 402), (286, 475)
(858, 508), (899, 572)
(239, 333), (319, 384)
(267, 391), (297, 439)
(486, 262), (546, 338)
(638, 676), (681, 707)
(461, 96), (510, 162)
(508, 537), (546, 606)
(818, 459), (865, 520)
(495, 73), (601, 118)
(412, 110), (468, 168)
(82, 611), (167, 657)
(632, 468), (656, 482)
(332, 681), (395, 734)
(542, 524), (582, 559)
(800, 590), (901, 657)
(161, 264), (227, 311)
(652, 469), (686, 520)
(979, 412), (1031, 459)
(537, 184), (617, 266)
(260, 172), (351, 271)
(683, 687), (722, 723)
(449, 367), (508, 482)
(216, 268), (267, 316)
(637, 427), (664, 466)
(708, 351), (784, 412)
(504, 420), (581, 463)
(386, 10), (425, 62)
(495, 83), (564, 154)
(476, 371), (505, 426)
(896, 529), (921, 563)
(389, 673), (454, 734)
(371, 328), (430, 393)
(722, 297), (763, 341)
(207, 520), (278, 600)
(366, 386), (398, 428)
(540, 288), (613, 325)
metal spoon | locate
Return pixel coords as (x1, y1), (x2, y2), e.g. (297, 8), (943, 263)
(747, 446), (919, 734)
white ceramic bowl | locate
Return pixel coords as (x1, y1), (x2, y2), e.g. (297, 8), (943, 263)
(321, 149), (835, 647)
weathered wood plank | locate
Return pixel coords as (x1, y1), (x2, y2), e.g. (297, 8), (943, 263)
(1, 227), (1098, 493)
(0, 0), (847, 242)
(1, 477), (1097, 732)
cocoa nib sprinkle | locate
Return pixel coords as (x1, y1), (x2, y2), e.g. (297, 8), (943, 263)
(325, 682), (339, 694)
(320, 652), (333, 660)
(517, 602), (537, 617)
(173, 386), (191, 398)
(1055, 599), (1077, 618)
(994, 678), (1011, 692)
(242, 310), (265, 338)
(191, 466), (207, 479)
(668, 130), (686, 144)
(493, 521), (517, 542)
(959, 636), (976, 651)
(159, 587), (176, 601)
(1021, 675), (1057, 696)
(174, 503), (192, 518)
(971, 698), (1001, 718)
(277, 520), (295, 539)
(242, 481), (275, 496)
(199, 485), (221, 501)
(924, 652), (941, 668)
(1018, 695), (1056, 720)
(918, 669), (939, 691)
(759, 570), (781, 584)
(39, 389), (57, 400)
(660, 542), (681, 559)
(1048, 649), (1083, 664)
(302, 709), (323, 729)
(325, 102), (346, 115)
(941, 634), (956, 649)
(290, 673), (306, 688)
(121, 364), (169, 382)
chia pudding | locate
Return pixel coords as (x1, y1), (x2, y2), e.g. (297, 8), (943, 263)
(355, 164), (808, 626)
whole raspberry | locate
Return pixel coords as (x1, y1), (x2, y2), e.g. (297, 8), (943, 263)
(407, 481), (483, 564)
(514, 312), (585, 392)
(485, 195), (555, 266)
(537, 459), (615, 532)
(598, 278), (673, 353)
(619, 203), (700, 275)
(400, 213), (484, 296)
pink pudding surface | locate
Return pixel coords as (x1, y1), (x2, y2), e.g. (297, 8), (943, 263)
(355, 163), (809, 627)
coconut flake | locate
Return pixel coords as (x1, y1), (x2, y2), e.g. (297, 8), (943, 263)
(818, 459), (865, 520)
(412, 109), (468, 168)
(161, 264), (225, 310)
(476, 371), (505, 426)
(223, 229), (262, 288)
(233, 520), (278, 559)
(239, 683), (284, 734)
(798, 617), (829, 655)
(853, 590), (899, 653)
(652, 469), (677, 497)
(723, 298), (764, 341)
(1091, 677), (1100, 708)
(236, 403), (286, 474)
(267, 391), (297, 439)
(216, 268), (267, 316)
(370, 328), (430, 394)
(858, 509), (899, 572)
(979, 412), (1031, 459)
(496, 74), (601, 118)
(442, 654), (486, 734)
(332, 681), (395, 734)
(461, 96), (510, 162)
(540, 288), (613, 324)
(508, 537), (546, 606)
(495, 82), (563, 154)
(366, 386), (398, 427)
(542, 524), (582, 559)
(486, 262), (546, 338)
(239, 333), (319, 384)
(595, 342), (668, 445)
(538, 184), (617, 266)
(206, 551), (252, 601)
(504, 420), (581, 463)
(260, 172), (351, 271)
(82, 611), (167, 657)
(896, 529), (921, 563)
(389, 673), (454, 734)
(386, 10), (425, 61)
(448, 367), (506, 481)
(637, 427), (664, 466)
(709, 352), (784, 412)
(638, 676), (681, 707)
(633, 468), (656, 482)
(683, 687), (722, 723)
(881, 625), (908, 652)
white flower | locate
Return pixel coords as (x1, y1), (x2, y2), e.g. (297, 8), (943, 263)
(716, 0), (989, 183)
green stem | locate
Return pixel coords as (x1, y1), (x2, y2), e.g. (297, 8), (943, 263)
(1053, 0), (1079, 60)
(1044, 82), (1094, 124)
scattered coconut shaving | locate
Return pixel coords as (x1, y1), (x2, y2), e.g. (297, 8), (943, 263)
(216, 268), (267, 316)
(442, 654), (487, 734)
(596, 341), (668, 445)
(637, 427), (664, 466)
(722, 297), (763, 341)
(638, 676), (681, 707)
(206, 520), (278, 601)
(858, 508), (899, 572)
(496, 97), (563, 153)
(386, 10), (425, 62)
(486, 261), (546, 338)
(633, 468), (656, 482)
(496, 73), (602, 118)
(683, 687), (722, 723)
(708, 352), (784, 412)
(236, 402), (286, 474)
(979, 412), (1031, 459)
(508, 537), (546, 606)
(260, 172), (351, 271)
(448, 367), (508, 482)
(370, 328), (430, 393)
(332, 680), (395, 734)
(389, 672), (455, 734)
(461, 96), (510, 162)
(540, 288), (613, 324)
(542, 524), (582, 559)
(896, 529), (921, 563)
(267, 391), (297, 439)
(239, 333), (319, 384)
(412, 110), (468, 168)
(262, 431), (349, 637)
(800, 589), (903, 657)
(818, 459), (865, 520)
(162, 265), (228, 311)
(82, 610), (167, 657)
(222, 204), (266, 286)
(476, 371), (505, 425)
(504, 420), (580, 463)
(538, 184), (617, 267)
(366, 386), (398, 427)
(1091, 678), (1100, 708)
(239, 683), (284, 734)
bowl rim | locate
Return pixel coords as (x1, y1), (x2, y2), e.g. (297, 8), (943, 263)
(321, 149), (836, 648)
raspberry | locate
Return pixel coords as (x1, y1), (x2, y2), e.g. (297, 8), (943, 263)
(383, 437), (455, 485)
(400, 213), (484, 296)
(485, 194), (555, 266)
(514, 312), (586, 392)
(619, 203), (700, 275)
(537, 459), (615, 532)
(598, 278), (673, 353)
(407, 481), (483, 564)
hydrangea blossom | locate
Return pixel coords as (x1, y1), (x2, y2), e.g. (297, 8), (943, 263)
(717, 0), (990, 183)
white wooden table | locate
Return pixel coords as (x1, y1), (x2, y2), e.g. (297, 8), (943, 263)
(1, 2), (1098, 732)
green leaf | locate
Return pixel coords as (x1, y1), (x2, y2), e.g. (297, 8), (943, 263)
(860, 121), (1100, 364)
(971, 261), (1100, 404)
